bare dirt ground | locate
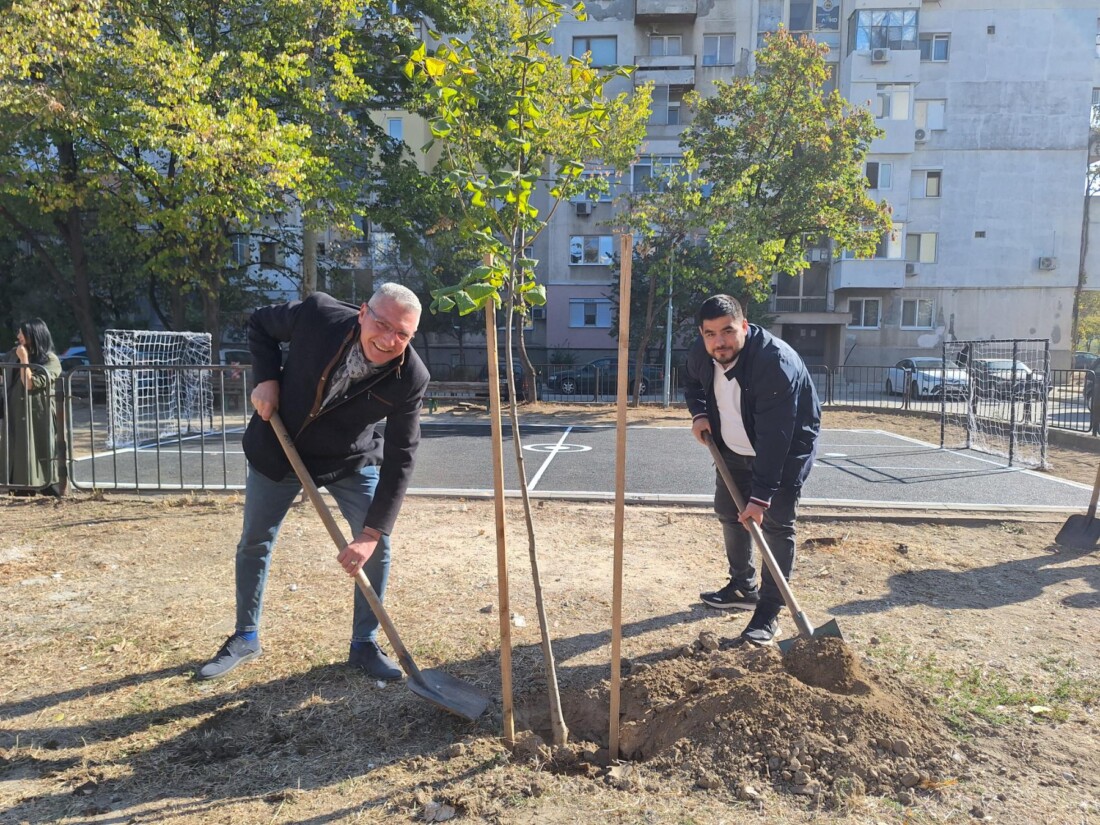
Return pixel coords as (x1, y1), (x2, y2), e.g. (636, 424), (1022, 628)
(1, 406), (1098, 824)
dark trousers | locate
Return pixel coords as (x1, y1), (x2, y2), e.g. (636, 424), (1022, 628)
(713, 450), (800, 610)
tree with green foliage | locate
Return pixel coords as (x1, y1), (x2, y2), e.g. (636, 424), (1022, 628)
(681, 29), (891, 291)
(406, 0), (649, 745)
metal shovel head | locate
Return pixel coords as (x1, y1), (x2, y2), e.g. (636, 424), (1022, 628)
(777, 618), (844, 654)
(406, 668), (490, 722)
(1054, 514), (1100, 550)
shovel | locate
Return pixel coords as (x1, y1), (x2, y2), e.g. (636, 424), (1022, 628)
(703, 433), (842, 654)
(270, 412), (490, 721)
(1055, 462), (1100, 550)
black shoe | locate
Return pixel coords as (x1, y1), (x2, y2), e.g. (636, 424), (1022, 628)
(348, 641), (402, 681)
(740, 604), (781, 646)
(700, 581), (760, 610)
(196, 634), (262, 680)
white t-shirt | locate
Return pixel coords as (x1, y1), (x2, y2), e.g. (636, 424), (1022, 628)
(713, 359), (755, 456)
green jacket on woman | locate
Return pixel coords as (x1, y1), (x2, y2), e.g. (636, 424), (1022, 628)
(2, 353), (62, 489)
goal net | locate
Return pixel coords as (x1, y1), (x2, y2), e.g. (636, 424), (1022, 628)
(941, 339), (1049, 468)
(104, 330), (214, 447)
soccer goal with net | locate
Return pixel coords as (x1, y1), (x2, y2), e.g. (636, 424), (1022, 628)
(941, 339), (1050, 468)
(104, 330), (214, 447)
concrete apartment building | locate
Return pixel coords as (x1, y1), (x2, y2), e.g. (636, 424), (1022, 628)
(530, 0), (1100, 370)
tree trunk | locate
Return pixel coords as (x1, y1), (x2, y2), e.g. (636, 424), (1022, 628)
(301, 225), (318, 298)
(514, 312), (537, 402)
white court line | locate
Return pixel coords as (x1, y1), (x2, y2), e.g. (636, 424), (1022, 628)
(526, 426), (573, 490)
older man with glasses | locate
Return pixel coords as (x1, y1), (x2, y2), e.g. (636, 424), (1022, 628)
(197, 283), (429, 681)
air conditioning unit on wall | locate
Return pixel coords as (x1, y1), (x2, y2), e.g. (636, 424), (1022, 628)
(871, 48), (890, 63)
(905, 263), (918, 276)
(914, 128), (928, 143)
(531, 306), (547, 320)
(575, 201), (593, 217)
(1038, 256), (1058, 271)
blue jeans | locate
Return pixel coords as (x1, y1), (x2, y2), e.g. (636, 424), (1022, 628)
(713, 450), (800, 609)
(235, 463), (391, 644)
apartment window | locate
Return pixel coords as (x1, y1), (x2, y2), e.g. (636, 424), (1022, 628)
(259, 242), (279, 266)
(822, 64), (837, 97)
(387, 118), (403, 141)
(632, 155), (680, 193)
(702, 34), (736, 66)
(369, 230), (397, 268)
(915, 99), (947, 131)
(758, 0), (782, 46)
(649, 87), (685, 127)
(905, 232), (938, 263)
(570, 235), (614, 265)
(229, 235), (250, 267)
(865, 161), (892, 190)
(849, 298), (881, 329)
(919, 33), (950, 61)
(901, 298), (934, 329)
(569, 299), (613, 328)
(875, 84), (911, 121)
(790, 0), (813, 32)
(572, 35), (617, 66)
(1096, 18), (1100, 58)
(847, 9), (919, 54)
(574, 170), (616, 202)
(912, 169), (941, 198)
(1092, 88), (1100, 127)
(876, 224), (904, 259)
(649, 35), (682, 57)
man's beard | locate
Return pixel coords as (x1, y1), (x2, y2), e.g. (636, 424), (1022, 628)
(710, 347), (736, 365)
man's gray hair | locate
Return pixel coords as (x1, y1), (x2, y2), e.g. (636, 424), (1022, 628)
(371, 282), (421, 314)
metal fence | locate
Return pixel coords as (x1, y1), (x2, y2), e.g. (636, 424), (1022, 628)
(1, 359), (1095, 495)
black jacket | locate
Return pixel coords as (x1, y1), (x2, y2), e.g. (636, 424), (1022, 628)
(242, 292), (429, 535)
(683, 325), (820, 505)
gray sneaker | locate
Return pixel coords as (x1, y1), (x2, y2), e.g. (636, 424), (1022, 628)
(740, 604), (782, 646)
(196, 634), (262, 680)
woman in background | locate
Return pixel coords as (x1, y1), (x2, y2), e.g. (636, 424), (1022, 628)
(2, 318), (62, 494)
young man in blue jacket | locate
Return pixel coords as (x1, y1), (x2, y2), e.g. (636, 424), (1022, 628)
(197, 283), (429, 681)
(684, 295), (821, 645)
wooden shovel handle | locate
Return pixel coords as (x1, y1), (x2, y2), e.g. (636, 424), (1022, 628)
(268, 412), (425, 684)
(703, 433), (815, 639)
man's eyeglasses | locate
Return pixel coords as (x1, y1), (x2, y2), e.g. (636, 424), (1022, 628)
(366, 304), (414, 345)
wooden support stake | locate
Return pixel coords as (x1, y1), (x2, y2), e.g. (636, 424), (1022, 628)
(486, 291), (515, 745)
(609, 232), (632, 760)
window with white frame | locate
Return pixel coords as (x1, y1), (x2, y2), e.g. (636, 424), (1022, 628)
(572, 35), (617, 66)
(649, 34), (682, 57)
(875, 84), (911, 120)
(901, 298), (934, 329)
(915, 99), (947, 131)
(229, 235), (251, 266)
(905, 232), (938, 263)
(847, 9), (918, 54)
(649, 86), (686, 126)
(876, 224), (904, 259)
(569, 235), (614, 265)
(632, 155), (681, 193)
(387, 118), (403, 141)
(572, 169), (616, 202)
(911, 169), (941, 198)
(849, 298), (881, 328)
(1096, 18), (1100, 58)
(702, 34), (736, 66)
(865, 161), (892, 190)
(259, 241), (280, 266)
(919, 33), (950, 61)
(790, 0), (813, 32)
(369, 230), (397, 268)
(569, 299), (613, 328)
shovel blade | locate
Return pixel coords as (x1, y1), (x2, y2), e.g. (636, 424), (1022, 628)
(406, 669), (490, 721)
(777, 618), (844, 654)
(1054, 515), (1100, 550)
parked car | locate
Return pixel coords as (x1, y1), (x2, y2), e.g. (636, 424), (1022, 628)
(883, 357), (969, 398)
(60, 352), (107, 399)
(546, 357), (662, 396)
(970, 358), (1047, 400)
(476, 359), (529, 402)
(1074, 351), (1099, 370)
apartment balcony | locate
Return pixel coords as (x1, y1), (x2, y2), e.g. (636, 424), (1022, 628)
(634, 54), (696, 88)
(841, 46), (920, 85)
(635, 0), (696, 23)
(768, 297), (849, 326)
(831, 259), (905, 290)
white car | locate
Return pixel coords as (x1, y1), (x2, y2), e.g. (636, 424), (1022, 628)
(884, 357), (969, 399)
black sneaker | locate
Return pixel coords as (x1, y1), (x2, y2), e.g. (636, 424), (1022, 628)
(700, 581), (760, 610)
(740, 605), (781, 646)
(196, 634), (262, 680)
(348, 641), (402, 681)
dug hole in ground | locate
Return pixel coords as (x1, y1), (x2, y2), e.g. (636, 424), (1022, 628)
(0, 408), (1097, 824)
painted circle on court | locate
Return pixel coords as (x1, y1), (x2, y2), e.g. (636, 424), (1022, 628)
(523, 443), (592, 453)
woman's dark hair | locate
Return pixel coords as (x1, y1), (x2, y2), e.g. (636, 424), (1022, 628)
(19, 318), (55, 365)
(696, 295), (745, 326)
